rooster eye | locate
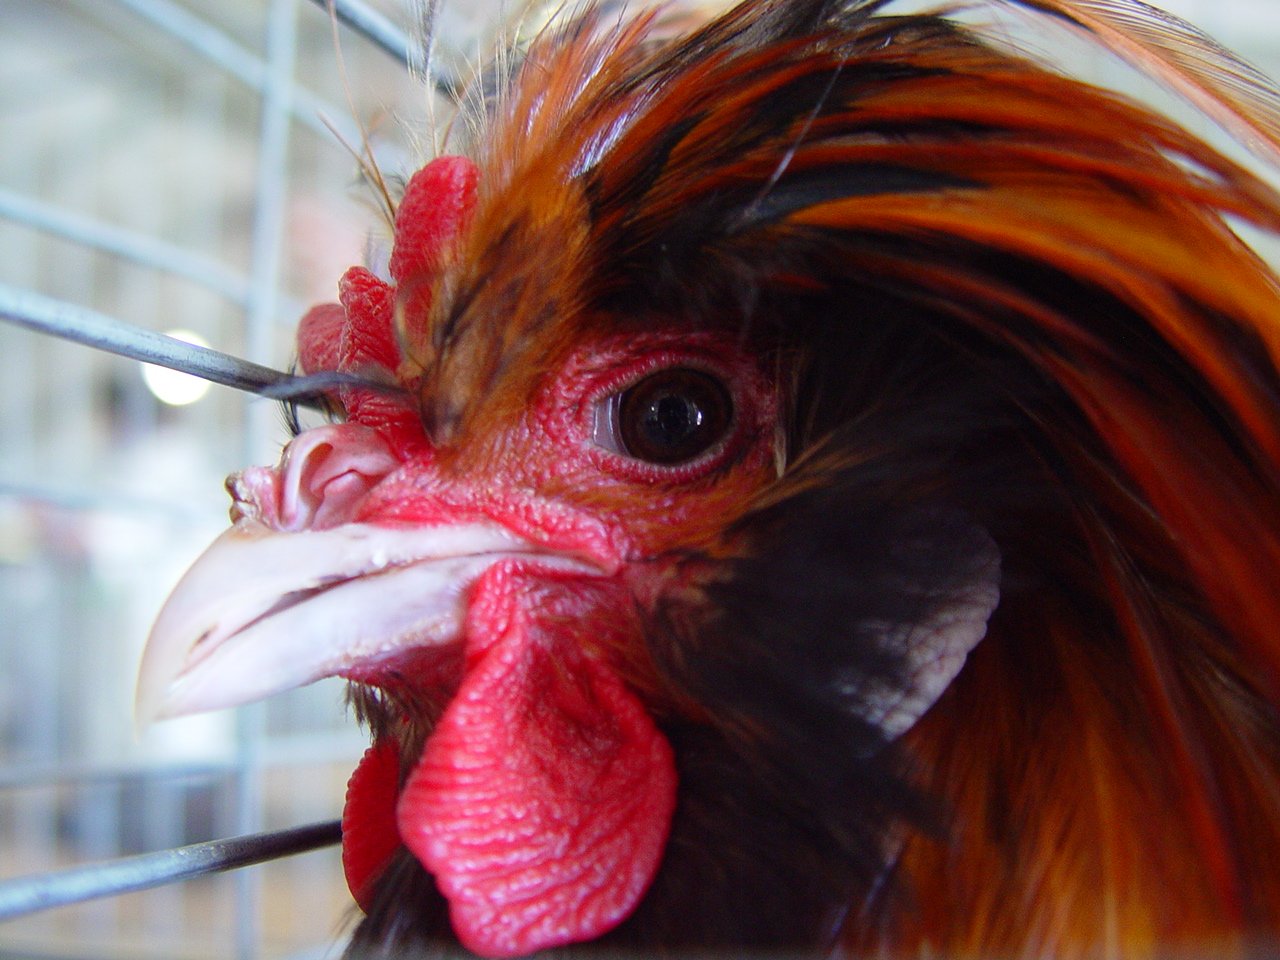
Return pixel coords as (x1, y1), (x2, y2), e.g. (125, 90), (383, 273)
(612, 368), (734, 465)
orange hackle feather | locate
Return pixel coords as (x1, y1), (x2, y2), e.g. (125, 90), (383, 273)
(376, 0), (1280, 955)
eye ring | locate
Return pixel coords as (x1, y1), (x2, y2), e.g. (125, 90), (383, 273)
(599, 367), (735, 466)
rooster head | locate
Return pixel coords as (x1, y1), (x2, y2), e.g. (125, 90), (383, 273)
(134, 0), (1280, 953)
(135, 148), (998, 956)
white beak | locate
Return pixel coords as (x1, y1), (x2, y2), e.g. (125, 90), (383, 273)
(136, 519), (555, 724)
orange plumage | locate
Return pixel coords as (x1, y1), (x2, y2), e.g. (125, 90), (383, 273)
(138, 1), (1280, 956)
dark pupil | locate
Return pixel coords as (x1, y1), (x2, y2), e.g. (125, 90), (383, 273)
(643, 394), (703, 449)
(618, 369), (731, 465)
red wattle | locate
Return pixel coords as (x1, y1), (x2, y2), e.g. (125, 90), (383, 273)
(342, 739), (403, 913)
(395, 575), (677, 958)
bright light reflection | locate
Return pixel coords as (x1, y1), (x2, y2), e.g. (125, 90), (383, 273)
(141, 329), (212, 406)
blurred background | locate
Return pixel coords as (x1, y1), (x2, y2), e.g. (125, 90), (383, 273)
(0, 0), (1275, 957)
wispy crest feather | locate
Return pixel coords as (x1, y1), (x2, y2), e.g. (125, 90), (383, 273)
(999, 0), (1280, 160)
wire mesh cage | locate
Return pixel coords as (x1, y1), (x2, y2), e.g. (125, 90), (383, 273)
(0, 1), (454, 955)
(1, 0), (1279, 958)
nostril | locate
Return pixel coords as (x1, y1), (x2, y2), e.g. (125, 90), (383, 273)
(280, 440), (334, 531)
(309, 470), (384, 530)
(278, 424), (401, 532)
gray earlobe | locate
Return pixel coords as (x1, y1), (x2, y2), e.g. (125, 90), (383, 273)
(853, 520), (1001, 741)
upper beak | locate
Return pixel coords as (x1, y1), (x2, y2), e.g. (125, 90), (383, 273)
(135, 517), (539, 724)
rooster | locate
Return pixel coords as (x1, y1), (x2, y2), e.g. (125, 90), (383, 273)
(136, 0), (1280, 956)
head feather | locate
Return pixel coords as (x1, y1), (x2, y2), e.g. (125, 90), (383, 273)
(390, 1), (1280, 952)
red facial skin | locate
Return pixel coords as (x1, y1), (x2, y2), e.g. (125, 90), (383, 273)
(350, 332), (779, 563)
(265, 159), (784, 958)
(305, 328), (778, 955)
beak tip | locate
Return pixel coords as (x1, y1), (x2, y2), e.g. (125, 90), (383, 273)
(134, 632), (194, 731)
(133, 677), (173, 732)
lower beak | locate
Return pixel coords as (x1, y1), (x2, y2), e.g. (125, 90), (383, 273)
(136, 518), (544, 724)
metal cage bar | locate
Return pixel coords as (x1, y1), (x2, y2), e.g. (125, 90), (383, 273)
(0, 822), (342, 924)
